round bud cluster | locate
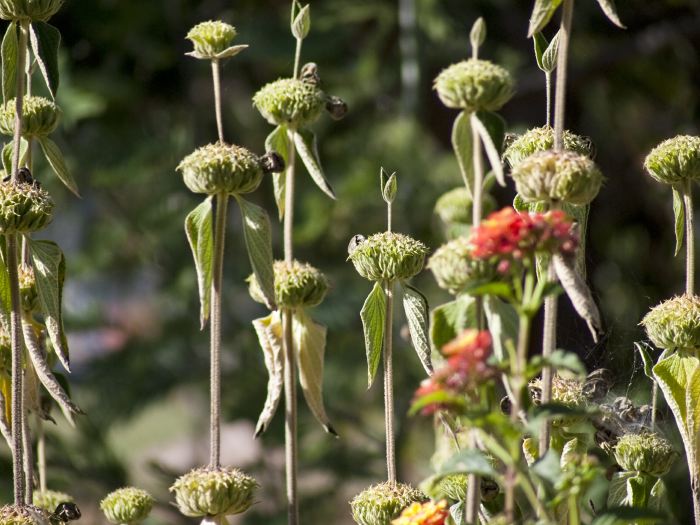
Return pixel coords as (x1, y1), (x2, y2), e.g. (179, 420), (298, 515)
(253, 78), (326, 127)
(248, 259), (328, 309)
(425, 473), (468, 502)
(614, 432), (676, 477)
(530, 376), (587, 427)
(641, 295), (700, 352)
(186, 20), (237, 60)
(644, 135), (700, 186)
(0, 505), (51, 525)
(434, 59), (513, 112)
(348, 231), (428, 282)
(19, 264), (37, 313)
(503, 126), (593, 168)
(350, 482), (426, 525)
(434, 187), (496, 229)
(100, 487), (154, 525)
(0, 97), (61, 138)
(428, 237), (493, 295)
(510, 150), (603, 205)
(0, 0), (63, 22)
(0, 180), (53, 234)
(177, 143), (265, 196)
(32, 490), (73, 513)
(170, 467), (258, 518)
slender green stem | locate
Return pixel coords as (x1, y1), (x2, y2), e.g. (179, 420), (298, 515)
(209, 193), (228, 468)
(568, 493), (580, 525)
(211, 59), (225, 143)
(539, 265), (557, 458)
(383, 281), (396, 484)
(545, 72), (552, 128)
(293, 38), (303, 79)
(553, 0), (574, 151)
(685, 181), (695, 295)
(22, 386), (33, 504)
(37, 416), (46, 493)
(471, 117), (484, 226)
(284, 130), (297, 260)
(387, 202), (393, 233)
(283, 308), (298, 525)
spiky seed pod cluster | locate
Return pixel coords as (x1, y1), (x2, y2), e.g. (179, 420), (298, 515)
(503, 126), (594, 168)
(531, 376), (588, 427)
(0, 0), (63, 22)
(349, 232), (428, 282)
(641, 295), (700, 352)
(350, 482), (426, 525)
(0, 97), (61, 138)
(19, 264), (37, 312)
(434, 187), (496, 227)
(0, 505), (51, 525)
(424, 473), (468, 502)
(32, 490), (74, 513)
(510, 151), (603, 205)
(253, 77), (328, 128)
(0, 180), (53, 234)
(428, 237), (494, 295)
(177, 143), (269, 196)
(186, 20), (237, 59)
(434, 59), (514, 112)
(644, 135), (700, 186)
(170, 467), (258, 518)
(614, 432), (677, 477)
(100, 487), (154, 525)
(248, 259), (328, 309)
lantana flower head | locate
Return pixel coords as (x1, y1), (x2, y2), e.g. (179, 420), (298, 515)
(392, 500), (449, 525)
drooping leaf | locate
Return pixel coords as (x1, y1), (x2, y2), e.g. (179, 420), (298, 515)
(360, 282), (386, 388)
(430, 295), (477, 351)
(438, 448), (498, 478)
(607, 471), (636, 507)
(541, 30), (561, 73)
(472, 112), (505, 187)
(401, 283), (432, 375)
(483, 296), (519, 361)
(594, 0), (626, 28)
(634, 342), (656, 380)
(528, 0), (563, 37)
(1, 22), (17, 103)
(648, 478), (667, 511)
(37, 136), (80, 196)
(29, 22), (60, 99)
(28, 239), (70, 372)
(213, 44), (248, 60)
(294, 310), (336, 435)
(552, 253), (602, 341)
(533, 32), (549, 71)
(293, 128), (336, 200)
(672, 187), (685, 257)
(2, 138), (28, 175)
(185, 197), (213, 329)
(449, 502), (465, 525)
(265, 125), (289, 219)
(235, 196), (276, 310)
(451, 111), (474, 197)
(252, 312), (284, 436)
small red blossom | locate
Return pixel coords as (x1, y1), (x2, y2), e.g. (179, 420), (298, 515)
(392, 500), (449, 525)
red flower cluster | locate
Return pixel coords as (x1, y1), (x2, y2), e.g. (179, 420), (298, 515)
(413, 330), (494, 415)
(469, 207), (578, 273)
(392, 500), (449, 525)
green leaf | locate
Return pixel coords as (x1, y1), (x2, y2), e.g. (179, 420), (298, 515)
(293, 128), (336, 200)
(380, 167), (397, 204)
(430, 296), (476, 351)
(469, 17), (486, 55)
(528, 0), (563, 37)
(37, 136), (80, 196)
(552, 253), (602, 341)
(451, 111), (474, 198)
(409, 388), (466, 416)
(449, 502), (465, 525)
(214, 44), (248, 60)
(252, 312), (284, 436)
(294, 309), (336, 435)
(28, 239), (69, 372)
(0, 247), (11, 332)
(594, 0), (626, 28)
(291, 3), (311, 40)
(672, 187), (685, 257)
(235, 196), (276, 310)
(29, 22), (61, 99)
(2, 138), (28, 175)
(266, 125), (289, 220)
(184, 197), (213, 329)
(401, 283), (432, 375)
(528, 349), (586, 379)
(634, 342), (656, 380)
(592, 507), (665, 525)
(541, 29), (561, 73)
(463, 281), (513, 300)
(360, 282), (386, 388)
(648, 478), (667, 510)
(483, 296), (519, 361)
(607, 471), (636, 507)
(533, 32), (549, 71)
(472, 112), (505, 186)
(531, 449), (562, 489)
(438, 448), (498, 478)
(1, 22), (17, 103)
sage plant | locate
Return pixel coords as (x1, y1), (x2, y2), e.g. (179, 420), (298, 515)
(100, 487), (154, 525)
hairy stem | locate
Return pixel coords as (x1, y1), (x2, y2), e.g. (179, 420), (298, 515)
(293, 38), (302, 79)
(211, 59), (225, 143)
(553, 0), (574, 151)
(209, 193), (228, 468)
(22, 386), (33, 504)
(283, 309), (298, 525)
(692, 475), (700, 525)
(545, 72), (552, 128)
(383, 281), (396, 484)
(37, 416), (46, 493)
(539, 265), (557, 457)
(685, 180), (695, 295)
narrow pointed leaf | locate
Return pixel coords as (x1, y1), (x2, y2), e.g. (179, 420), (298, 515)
(672, 187), (685, 256)
(265, 125), (289, 219)
(28, 239), (70, 372)
(595, 0), (626, 28)
(361, 282), (386, 387)
(1, 22), (17, 103)
(252, 312), (284, 436)
(533, 32), (549, 71)
(552, 254), (602, 341)
(528, 0), (563, 37)
(402, 283), (432, 375)
(634, 342), (656, 380)
(185, 197), (213, 329)
(430, 295), (476, 352)
(37, 136), (80, 196)
(484, 296), (519, 361)
(0, 247), (11, 332)
(29, 22), (61, 99)
(214, 44), (249, 60)
(235, 196), (276, 310)
(542, 30), (561, 73)
(472, 112), (505, 186)
(451, 111), (474, 197)
(293, 128), (336, 200)
(2, 138), (28, 175)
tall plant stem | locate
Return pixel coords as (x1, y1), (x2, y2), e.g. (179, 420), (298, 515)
(692, 476), (700, 525)
(211, 59), (225, 143)
(383, 281), (396, 484)
(539, 264), (557, 458)
(22, 386), (33, 504)
(37, 416), (46, 493)
(553, 0), (574, 151)
(293, 38), (302, 79)
(209, 193), (228, 468)
(545, 72), (552, 128)
(685, 181), (695, 295)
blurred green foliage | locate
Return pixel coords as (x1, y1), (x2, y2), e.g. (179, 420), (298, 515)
(1, 0), (699, 523)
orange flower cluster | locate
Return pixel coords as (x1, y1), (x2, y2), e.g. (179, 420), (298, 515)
(392, 500), (449, 525)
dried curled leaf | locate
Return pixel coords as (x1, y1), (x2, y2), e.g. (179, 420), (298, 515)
(252, 312), (284, 436)
(552, 253), (601, 341)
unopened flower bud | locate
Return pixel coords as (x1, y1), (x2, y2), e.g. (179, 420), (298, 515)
(34, 489), (73, 513)
(350, 482), (426, 525)
(614, 432), (676, 477)
(641, 295), (700, 352)
(0, 97), (60, 138)
(0, 180), (53, 234)
(425, 474), (468, 502)
(170, 467), (258, 518)
(177, 143), (266, 196)
(644, 135), (700, 186)
(348, 231), (428, 282)
(253, 78), (326, 127)
(434, 187), (496, 228)
(503, 126), (594, 168)
(325, 96), (348, 120)
(186, 21), (241, 60)
(428, 237), (493, 295)
(248, 259), (328, 309)
(100, 487), (154, 525)
(0, 0), (63, 21)
(434, 59), (513, 112)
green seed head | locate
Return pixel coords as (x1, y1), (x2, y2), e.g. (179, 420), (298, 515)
(0, 97), (60, 138)
(644, 135), (700, 186)
(348, 231), (428, 282)
(503, 126), (594, 168)
(32, 490), (74, 513)
(434, 59), (514, 112)
(0, 180), (53, 234)
(19, 264), (38, 313)
(531, 376), (588, 427)
(423, 473), (468, 502)
(0, 0), (63, 21)
(0, 505), (51, 525)
(510, 150), (603, 205)
(253, 78), (326, 127)
(350, 482), (425, 525)
(428, 236), (493, 295)
(186, 21), (237, 59)
(170, 467), (258, 518)
(614, 432), (676, 477)
(100, 487), (154, 525)
(177, 143), (265, 196)
(434, 187), (496, 227)
(248, 259), (328, 309)
(641, 295), (700, 352)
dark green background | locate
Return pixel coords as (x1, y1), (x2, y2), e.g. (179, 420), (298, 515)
(1, 0), (699, 523)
